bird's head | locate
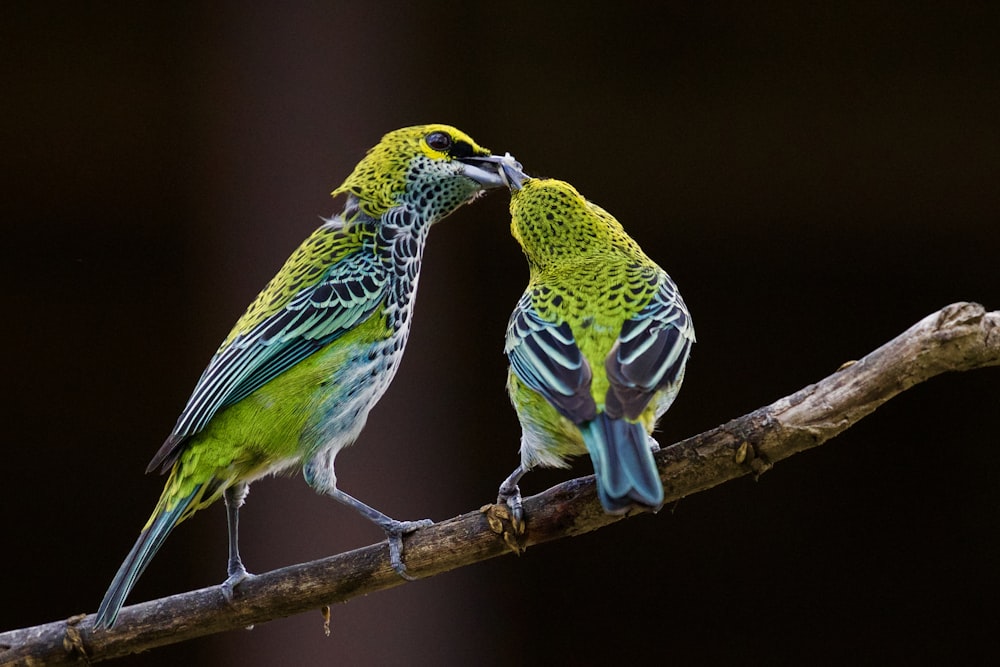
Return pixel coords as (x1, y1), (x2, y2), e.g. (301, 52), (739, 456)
(332, 124), (522, 222)
(508, 178), (640, 270)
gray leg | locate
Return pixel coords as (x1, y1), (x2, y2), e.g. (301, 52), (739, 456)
(303, 455), (432, 579)
(221, 483), (253, 600)
(324, 488), (432, 580)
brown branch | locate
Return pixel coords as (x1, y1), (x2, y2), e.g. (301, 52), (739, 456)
(2, 302), (998, 666)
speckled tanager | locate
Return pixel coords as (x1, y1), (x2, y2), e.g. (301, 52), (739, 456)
(95, 125), (519, 629)
(497, 175), (695, 523)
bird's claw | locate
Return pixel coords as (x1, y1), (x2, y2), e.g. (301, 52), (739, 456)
(221, 565), (255, 604)
(486, 485), (526, 554)
(497, 482), (526, 533)
(382, 518), (432, 580)
(505, 493), (525, 535)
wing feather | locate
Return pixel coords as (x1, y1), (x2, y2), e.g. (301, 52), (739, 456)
(604, 274), (695, 420)
(505, 292), (597, 424)
(147, 240), (387, 473)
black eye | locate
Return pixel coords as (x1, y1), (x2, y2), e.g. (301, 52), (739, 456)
(426, 131), (452, 151)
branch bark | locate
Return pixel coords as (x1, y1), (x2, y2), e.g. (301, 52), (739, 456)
(3, 302), (998, 666)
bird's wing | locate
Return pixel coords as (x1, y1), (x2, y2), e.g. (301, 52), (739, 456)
(148, 233), (387, 473)
(604, 272), (694, 420)
(505, 292), (597, 424)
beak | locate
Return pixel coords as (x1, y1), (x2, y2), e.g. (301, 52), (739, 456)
(457, 153), (529, 191)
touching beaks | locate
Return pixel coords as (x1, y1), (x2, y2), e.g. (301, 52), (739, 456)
(457, 153), (529, 191)
(498, 153), (528, 191)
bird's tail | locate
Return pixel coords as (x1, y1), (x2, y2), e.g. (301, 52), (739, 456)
(581, 414), (664, 514)
(94, 483), (202, 629)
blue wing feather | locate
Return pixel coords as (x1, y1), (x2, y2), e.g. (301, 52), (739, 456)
(505, 293), (597, 424)
(147, 247), (387, 473)
(604, 274), (695, 420)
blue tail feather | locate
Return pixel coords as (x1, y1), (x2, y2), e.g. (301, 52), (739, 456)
(94, 487), (200, 629)
(582, 414), (664, 513)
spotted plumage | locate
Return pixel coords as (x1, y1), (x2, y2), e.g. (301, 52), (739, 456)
(96, 124), (513, 629)
(499, 177), (694, 517)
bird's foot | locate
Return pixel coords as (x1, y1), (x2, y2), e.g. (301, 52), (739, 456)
(497, 482), (526, 534)
(487, 484), (526, 554)
(380, 518), (433, 581)
(221, 563), (255, 603)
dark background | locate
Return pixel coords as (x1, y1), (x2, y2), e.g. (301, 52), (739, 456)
(3, 2), (999, 665)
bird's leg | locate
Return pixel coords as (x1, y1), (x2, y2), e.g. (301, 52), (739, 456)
(325, 487), (432, 581)
(221, 482), (254, 601)
(303, 457), (431, 579)
(485, 465), (529, 554)
(497, 465), (528, 534)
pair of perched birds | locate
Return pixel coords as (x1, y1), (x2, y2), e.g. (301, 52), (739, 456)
(95, 124), (695, 629)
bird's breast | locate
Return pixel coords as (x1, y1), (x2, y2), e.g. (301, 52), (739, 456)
(306, 326), (407, 435)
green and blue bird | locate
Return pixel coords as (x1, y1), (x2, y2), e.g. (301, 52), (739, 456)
(95, 125), (519, 629)
(497, 176), (695, 522)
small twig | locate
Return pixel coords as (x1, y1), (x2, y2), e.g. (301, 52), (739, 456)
(2, 302), (997, 666)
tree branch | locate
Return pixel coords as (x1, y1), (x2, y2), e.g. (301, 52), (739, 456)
(3, 302), (998, 666)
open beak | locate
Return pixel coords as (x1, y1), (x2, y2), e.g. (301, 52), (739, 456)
(458, 153), (529, 191)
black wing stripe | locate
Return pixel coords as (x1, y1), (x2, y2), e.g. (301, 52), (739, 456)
(506, 296), (597, 424)
(173, 344), (261, 435)
(604, 275), (694, 420)
(166, 251), (386, 443)
(220, 338), (323, 407)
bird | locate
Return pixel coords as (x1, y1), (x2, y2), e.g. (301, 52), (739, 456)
(497, 176), (695, 527)
(95, 124), (521, 629)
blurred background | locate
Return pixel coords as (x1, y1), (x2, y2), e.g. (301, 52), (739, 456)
(2, 2), (998, 664)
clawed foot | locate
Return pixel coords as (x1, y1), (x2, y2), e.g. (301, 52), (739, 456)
(221, 564), (255, 603)
(487, 483), (526, 554)
(498, 481), (526, 535)
(381, 518), (433, 581)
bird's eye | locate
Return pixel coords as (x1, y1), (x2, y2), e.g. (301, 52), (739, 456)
(425, 131), (452, 151)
